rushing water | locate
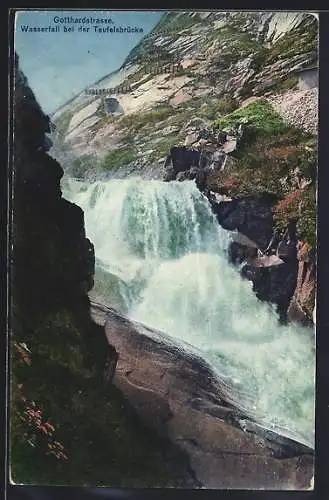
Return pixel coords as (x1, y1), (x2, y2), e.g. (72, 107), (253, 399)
(63, 176), (315, 449)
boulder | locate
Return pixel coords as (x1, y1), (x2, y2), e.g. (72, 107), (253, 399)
(90, 303), (314, 490)
(241, 260), (298, 322)
(210, 197), (274, 250)
(163, 146), (201, 181)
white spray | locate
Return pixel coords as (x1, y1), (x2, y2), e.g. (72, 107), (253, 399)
(63, 176), (315, 449)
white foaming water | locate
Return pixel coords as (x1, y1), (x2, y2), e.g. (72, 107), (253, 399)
(63, 176), (315, 449)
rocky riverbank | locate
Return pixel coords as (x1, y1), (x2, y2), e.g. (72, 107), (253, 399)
(91, 301), (314, 490)
(162, 134), (316, 325)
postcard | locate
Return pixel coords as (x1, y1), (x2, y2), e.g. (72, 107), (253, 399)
(9, 9), (317, 490)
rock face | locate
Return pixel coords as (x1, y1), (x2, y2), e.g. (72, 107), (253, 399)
(287, 242), (316, 326)
(52, 12), (317, 168)
(209, 197), (274, 250)
(91, 302), (314, 490)
(241, 260), (298, 322)
(13, 57), (212, 488)
(161, 138), (314, 324)
(209, 195), (302, 322)
(12, 54), (118, 376)
(163, 140), (237, 186)
(163, 146), (201, 181)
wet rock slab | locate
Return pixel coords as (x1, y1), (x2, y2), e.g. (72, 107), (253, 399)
(91, 302), (314, 490)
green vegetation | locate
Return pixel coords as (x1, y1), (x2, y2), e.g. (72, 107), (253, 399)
(197, 96), (237, 120)
(119, 105), (173, 134)
(151, 12), (176, 33)
(124, 66), (155, 87)
(272, 185), (316, 249)
(173, 67), (195, 78)
(89, 115), (116, 138)
(213, 99), (288, 136)
(11, 309), (188, 486)
(123, 12), (208, 68)
(264, 74), (299, 94)
(100, 146), (137, 171)
(265, 16), (318, 65)
(166, 108), (194, 128)
(162, 12), (205, 32)
(163, 95), (237, 128)
(94, 96), (238, 171)
(219, 25), (261, 54)
(149, 134), (178, 162)
(203, 23), (262, 65)
(297, 185), (317, 249)
(211, 102), (317, 247)
(150, 12), (207, 36)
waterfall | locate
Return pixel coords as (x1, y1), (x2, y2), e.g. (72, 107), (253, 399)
(63, 176), (315, 450)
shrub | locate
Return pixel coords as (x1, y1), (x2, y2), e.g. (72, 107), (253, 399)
(297, 185), (317, 248)
(163, 12), (205, 33)
(11, 337), (70, 483)
(272, 186), (316, 248)
(209, 109), (317, 249)
(272, 189), (303, 230)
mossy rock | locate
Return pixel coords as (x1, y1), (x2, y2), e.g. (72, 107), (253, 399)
(213, 99), (288, 136)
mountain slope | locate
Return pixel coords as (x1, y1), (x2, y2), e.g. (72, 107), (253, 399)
(51, 11), (317, 174)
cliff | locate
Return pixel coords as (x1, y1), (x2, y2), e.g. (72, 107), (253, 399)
(12, 53), (115, 375)
(10, 55), (197, 487)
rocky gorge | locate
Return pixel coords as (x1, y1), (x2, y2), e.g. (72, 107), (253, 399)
(11, 54), (200, 488)
(11, 10), (317, 490)
(53, 11), (317, 328)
